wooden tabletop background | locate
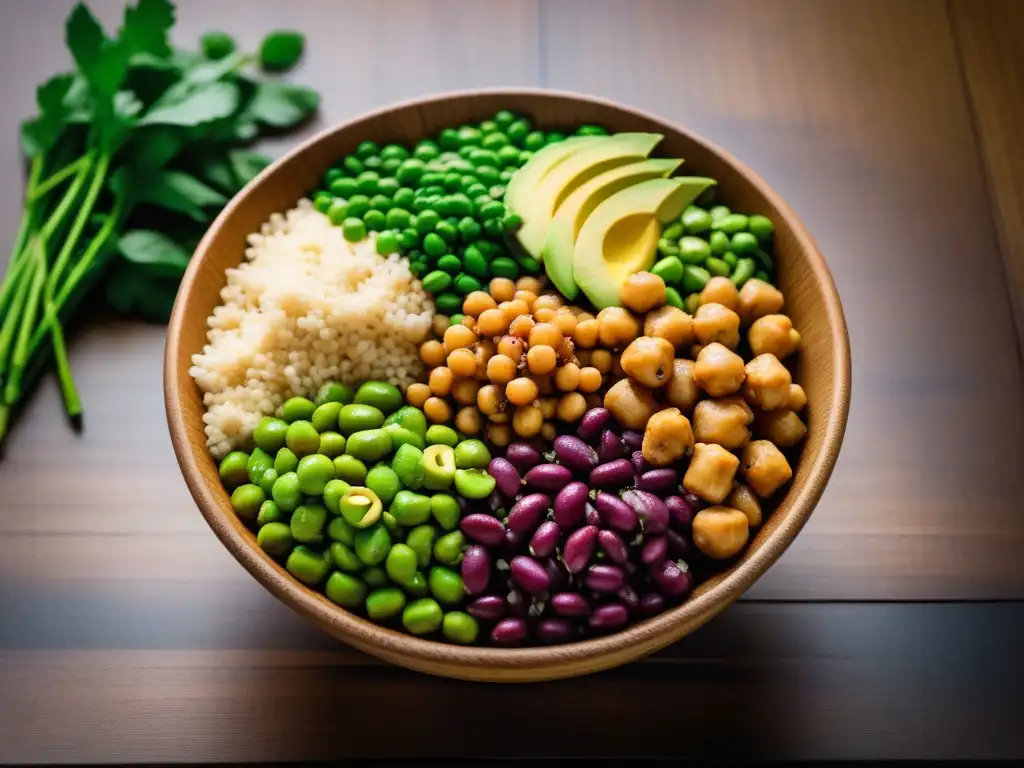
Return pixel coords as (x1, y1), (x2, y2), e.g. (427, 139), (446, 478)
(2, 0), (1023, 761)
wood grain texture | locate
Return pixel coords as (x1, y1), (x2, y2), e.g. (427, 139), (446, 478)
(950, 0), (1024, 351)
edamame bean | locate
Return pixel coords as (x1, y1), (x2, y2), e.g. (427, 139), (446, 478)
(392, 444), (425, 490)
(254, 418), (288, 453)
(454, 274), (482, 295)
(339, 404), (385, 434)
(282, 396), (316, 423)
(382, 406), (428, 438)
(683, 292), (701, 315)
(458, 217), (482, 243)
(258, 468), (279, 496)
(682, 206), (713, 234)
(453, 469), (496, 500)
(354, 523), (391, 566)
(366, 587), (406, 620)
(383, 424), (425, 451)
(706, 256), (731, 277)
(231, 484), (265, 521)
(665, 286), (684, 309)
(442, 611), (479, 644)
(710, 205), (731, 222)
(430, 494), (460, 531)
(748, 214), (774, 243)
(462, 246), (488, 278)
(318, 431), (346, 458)
(682, 265), (712, 293)
(428, 566), (465, 605)
(362, 566), (389, 589)
(422, 444), (456, 490)
(709, 230), (730, 256)
(323, 478), (352, 515)
(382, 511), (400, 536)
(433, 530), (466, 566)
(340, 487), (384, 529)
(291, 502), (328, 544)
(365, 465), (401, 505)
(712, 213), (749, 235)
(406, 525), (438, 568)
(285, 421), (320, 457)
(679, 236), (711, 264)
(651, 256), (684, 285)
(663, 222), (684, 241)
(422, 270), (453, 293)
(403, 597), (443, 634)
(274, 447), (298, 475)
(297, 454), (335, 495)
(454, 439), (491, 469)
(345, 429), (392, 463)
(386, 543), (419, 586)
(390, 490), (432, 526)
(257, 521), (293, 557)
(327, 514), (356, 545)
(286, 546), (331, 586)
(325, 572), (367, 609)
(329, 541), (363, 573)
(257, 499), (282, 527)
(730, 257), (756, 287)
(354, 381), (402, 414)
(218, 451), (250, 489)
(434, 292), (462, 314)
(730, 231), (758, 256)
(722, 251), (739, 269)
(489, 256), (519, 279)
(657, 238), (680, 257)
(272, 472), (302, 512)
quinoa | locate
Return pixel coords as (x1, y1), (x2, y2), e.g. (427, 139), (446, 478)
(190, 199), (434, 458)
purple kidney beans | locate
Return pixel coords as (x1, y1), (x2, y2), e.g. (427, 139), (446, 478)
(461, 545), (491, 595)
(524, 463), (574, 492)
(505, 442), (542, 475)
(621, 489), (669, 534)
(488, 457), (522, 498)
(588, 603), (629, 630)
(563, 525), (599, 573)
(553, 482), (589, 529)
(551, 592), (591, 617)
(590, 459), (635, 489)
(598, 430), (627, 463)
(665, 528), (693, 558)
(640, 535), (668, 565)
(639, 592), (666, 616)
(585, 564), (627, 593)
(650, 559), (695, 598)
(621, 430), (643, 451)
(637, 468), (679, 493)
(542, 557), (570, 592)
(553, 435), (599, 475)
(630, 450), (648, 475)
(460, 513), (506, 546)
(529, 520), (561, 558)
(467, 595), (506, 621)
(578, 407), (612, 442)
(595, 491), (638, 533)
(507, 493), (550, 534)
(491, 617), (529, 644)
(617, 584), (640, 612)
(584, 502), (601, 527)
(536, 618), (575, 644)
(597, 529), (629, 565)
(666, 494), (695, 528)
(510, 556), (550, 595)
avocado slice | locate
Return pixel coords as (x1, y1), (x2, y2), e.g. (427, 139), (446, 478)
(514, 133), (664, 260)
(505, 136), (601, 221)
(573, 176), (716, 310)
(543, 158), (683, 299)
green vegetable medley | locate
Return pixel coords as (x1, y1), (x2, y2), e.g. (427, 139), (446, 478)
(0, 0), (319, 444)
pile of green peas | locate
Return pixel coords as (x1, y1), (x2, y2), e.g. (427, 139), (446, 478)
(217, 379), (498, 645)
(649, 193), (777, 314)
(309, 109), (608, 316)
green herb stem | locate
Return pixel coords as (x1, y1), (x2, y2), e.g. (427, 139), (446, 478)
(40, 156), (94, 245)
(0, 254), (34, 387)
(29, 153), (93, 202)
(47, 152), (108, 293)
(0, 156), (45, 319)
(4, 238), (47, 404)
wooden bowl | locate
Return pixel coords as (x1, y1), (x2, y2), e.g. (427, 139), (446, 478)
(165, 89), (851, 682)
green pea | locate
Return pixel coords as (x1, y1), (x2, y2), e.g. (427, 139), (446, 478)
(384, 208), (411, 231)
(362, 566), (388, 589)
(449, 314), (465, 327)
(651, 256), (684, 286)
(420, 171), (445, 187)
(318, 431), (346, 458)
(682, 265), (712, 293)
(517, 149), (534, 165)
(376, 231), (400, 254)
(546, 130), (567, 144)
(381, 511), (401, 537)
(295, 454), (334, 495)
(722, 251), (739, 269)
(254, 418), (288, 453)
(442, 611), (479, 644)
(712, 213), (749, 235)
(679, 236), (710, 264)
(274, 447), (299, 475)
(516, 252), (541, 274)
(257, 499), (282, 527)
(502, 212), (522, 234)
(421, 270), (453, 293)
(434, 292), (463, 314)
(330, 177), (357, 198)
(664, 286), (684, 309)
(345, 429), (392, 463)
(657, 237), (680, 258)
(523, 131), (546, 152)
(461, 246), (488, 278)
(466, 148), (498, 168)
(325, 572), (367, 609)
(385, 543), (419, 586)
(285, 420), (320, 457)
(231, 483), (265, 521)
(576, 124), (608, 136)
(428, 566), (465, 605)
(381, 143), (409, 161)
(422, 233), (447, 258)
(493, 110), (516, 129)
(730, 231), (758, 255)
(403, 597), (443, 634)
(339, 403), (385, 434)
(355, 170), (380, 195)
(706, 256), (731, 277)
(499, 168), (516, 183)
(313, 192), (333, 214)
(747, 214), (774, 243)
(370, 194), (392, 212)
(291, 502), (328, 544)
(422, 444), (457, 491)
(316, 382), (353, 406)
(683, 292), (701, 315)
(406, 524), (438, 569)
(429, 493), (460, 531)
(320, 479), (349, 516)
(256, 522), (293, 558)
(433, 530), (466, 566)
(454, 273), (482, 295)
(442, 193), (474, 217)
(507, 119), (530, 145)
(478, 120), (499, 135)
(329, 541), (363, 574)
(441, 171), (462, 192)
(366, 586), (406, 620)
(489, 256), (519, 280)
(434, 220), (459, 244)
(328, 200), (350, 225)
(454, 125), (481, 146)
(355, 141), (379, 159)
(341, 217), (366, 242)
(413, 139), (439, 160)
(390, 490), (432, 526)
(708, 230), (730, 256)
(415, 209), (441, 236)
(481, 132), (509, 151)
(363, 209), (386, 232)
(475, 165), (500, 189)
(381, 159), (402, 176)
(396, 159), (425, 186)
(333, 455), (367, 485)
(382, 424), (425, 452)
(327, 513), (356, 545)
(347, 194), (371, 218)
(398, 228), (420, 250)
(365, 465), (402, 505)
(709, 205), (731, 222)
(258, 468), (279, 496)
(730, 257), (756, 287)
(425, 425), (459, 447)
(218, 451), (250, 489)
(454, 439), (491, 469)
(343, 156), (364, 176)
(354, 522), (391, 566)
(282, 396), (315, 423)
(382, 405), (428, 438)
(453, 469), (495, 500)
(436, 256), (462, 275)
(286, 545), (331, 586)
(394, 187), (416, 210)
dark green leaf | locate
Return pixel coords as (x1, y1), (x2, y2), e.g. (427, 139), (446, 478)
(248, 82), (318, 128)
(129, 51), (178, 71)
(120, 0), (175, 58)
(66, 3), (128, 100)
(259, 30), (305, 71)
(104, 261), (180, 321)
(229, 150), (271, 186)
(233, 119), (259, 142)
(118, 229), (191, 278)
(193, 153), (238, 193)
(139, 80), (240, 127)
(122, 126), (184, 170)
(201, 31), (237, 60)
(19, 73), (76, 155)
(137, 169), (226, 220)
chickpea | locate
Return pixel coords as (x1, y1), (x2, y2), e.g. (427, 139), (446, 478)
(556, 392), (588, 422)
(452, 376), (481, 406)
(529, 322), (563, 349)
(603, 378), (658, 430)
(477, 308), (510, 337)
(597, 307), (640, 348)
(787, 383), (807, 412)
(488, 411), (511, 424)
(489, 277), (516, 303)
(533, 372), (556, 395)
(741, 440), (793, 497)
(462, 291), (495, 317)
(506, 377), (539, 406)
(693, 343), (746, 397)
(429, 366), (454, 396)
(461, 315), (477, 332)
(534, 307), (555, 323)
(692, 506), (750, 560)
(497, 335), (525, 363)
(590, 349), (612, 374)
(574, 309), (594, 322)
(474, 339), (495, 379)
(555, 363), (581, 391)
(420, 339), (446, 368)
(527, 344), (557, 375)
(509, 314), (536, 339)
(699, 276), (741, 313)
(514, 290), (538, 306)
(641, 407), (694, 467)
(513, 405), (544, 437)
(620, 336), (675, 388)
(477, 383), (504, 415)
(541, 422), (557, 441)
(748, 314), (801, 360)
(726, 483), (762, 527)
(537, 396), (558, 419)
(553, 310), (577, 336)
(406, 382), (431, 408)
(573, 318), (600, 349)
(620, 271), (666, 313)
(443, 323), (477, 353)
(693, 302), (741, 349)
(487, 354), (518, 384)
(743, 353), (792, 410)
(455, 405), (482, 435)
(738, 279), (784, 325)
(503, 298), (531, 322)
(533, 293), (563, 313)
(665, 358), (700, 412)
(516, 276), (543, 294)
(424, 396), (452, 424)
(692, 397), (753, 450)
(578, 367), (603, 393)
(683, 442), (740, 504)
(447, 347), (477, 378)
(643, 306), (694, 350)
(432, 314), (450, 337)
(486, 421), (512, 448)
(755, 409), (807, 448)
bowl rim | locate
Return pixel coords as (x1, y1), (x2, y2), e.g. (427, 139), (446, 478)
(165, 87), (851, 677)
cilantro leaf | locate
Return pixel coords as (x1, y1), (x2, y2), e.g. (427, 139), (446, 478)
(259, 31), (305, 72)
(19, 73), (76, 156)
(248, 82), (319, 128)
(65, 3), (128, 100)
(118, 229), (191, 278)
(136, 169), (227, 220)
(139, 80), (240, 126)
(120, 0), (176, 59)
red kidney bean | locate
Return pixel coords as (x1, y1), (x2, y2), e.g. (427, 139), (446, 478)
(683, 491), (703, 511)
(650, 559), (695, 597)
(639, 592), (666, 616)
(594, 492), (638, 533)
(617, 584), (640, 612)
(621, 430), (643, 451)
(553, 435), (599, 475)
(640, 535), (668, 565)
(551, 592), (591, 617)
(637, 468), (679, 493)
(461, 545), (491, 595)
(467, 595), (506, 621)
(498, 527), (522, 559)
(630, 450), (647, 475)
(578, 407), (612, 442)
(507, 493), (550, 534)
(621, 489), (670, 534)
(597, 529), (629, 565)
(510, 556), (550, 595)
(585, 564), (627, 592)
(590, 459), (635, 489)
(505, 442), (542, 475)
(536, 618), (575, 644)
(506, 588), (529, 618)
(529, 520), (561, 558)
(524, 463), (574, 492)
(588, 603), (629, 630)
(460, 513), (506, 546)
(491, 617), (529, 644)
(563, 524), (599, 573)
(488, 457), (522, 498)
(666, 494), (695, 528)
(542, 557), (570, 592)
(553, 481), (589, 529)
(584, 502), (601, 527)
(665, 528), (692, 558)
(598, 430), (627, 463)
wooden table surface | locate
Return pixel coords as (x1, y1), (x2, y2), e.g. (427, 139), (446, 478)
(2, 0), (1023, 761)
